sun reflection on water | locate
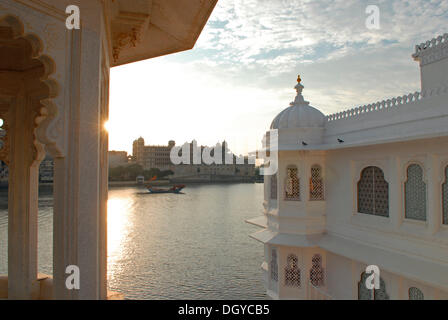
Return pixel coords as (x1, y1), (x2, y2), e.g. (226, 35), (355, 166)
(105, 185), (266, 299)
(107, 195), (134, 278)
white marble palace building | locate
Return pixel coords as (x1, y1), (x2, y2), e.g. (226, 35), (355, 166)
(248, 33), (448, 300)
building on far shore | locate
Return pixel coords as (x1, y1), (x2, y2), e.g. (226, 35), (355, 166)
(0, 161), (8, 187)
(132, 137), (175, 170)
(0, 156), (54, 185)
(172, 140), (256, 182)
(130, 138), (256, 181)
(109, 151), (129, 168)
(39, 155), (54, 183)
(2, 151), (132, 184)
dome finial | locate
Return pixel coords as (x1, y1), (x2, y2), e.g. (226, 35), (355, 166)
(270, 78), (325, 129)
(291, 74), (308, 106)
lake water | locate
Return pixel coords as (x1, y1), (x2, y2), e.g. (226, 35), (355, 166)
(0, 183), (266, 300)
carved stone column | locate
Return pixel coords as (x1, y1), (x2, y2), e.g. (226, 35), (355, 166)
(7, 87), (45, 299)
(52, 25), (108, 300)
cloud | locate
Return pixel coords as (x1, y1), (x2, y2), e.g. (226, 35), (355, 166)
(188, 0), (447, 108)
(109, 0), (448, 155)
(198, 0), (448, 67)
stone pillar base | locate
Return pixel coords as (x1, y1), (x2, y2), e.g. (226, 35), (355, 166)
(0, 274), (124, 300)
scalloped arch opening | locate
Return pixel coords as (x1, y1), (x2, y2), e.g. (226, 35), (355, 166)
(0, 14), (58, 96)
(0, 14), (61, 159)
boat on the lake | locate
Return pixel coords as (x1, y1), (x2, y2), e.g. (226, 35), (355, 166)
(146, 184), (185, 194)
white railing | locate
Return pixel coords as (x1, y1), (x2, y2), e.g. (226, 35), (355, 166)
(325, 83), (448, 123)
(413, 33), (448, 58)
(308, 281), (333, 300)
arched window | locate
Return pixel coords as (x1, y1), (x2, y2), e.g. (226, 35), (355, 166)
(409, 287), (424, 300)
(357, 166), (389, 217)
(309, 254), (324, 287)
(284, 254), (301, 287)
(285, 167), (300, 201)
(405, 164), (427, 221)
(358, 272), (390, 300)
(310, 165), (324, 200)
(270, 248), (278, 282)
(443, 166), (448, 225)
(270, 174), (277, 200)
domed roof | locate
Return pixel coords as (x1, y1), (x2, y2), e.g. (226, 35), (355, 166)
(270, 78), (325, 129)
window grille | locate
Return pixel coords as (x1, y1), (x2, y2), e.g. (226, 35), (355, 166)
(409, 287), (424, 300)
(270, 248), (278, 282)
(374, 278), (390, 300)
(310, 165), (324, 200)
(405, 164), (427, 221)
(309, 254), (324, 287)
(358, 272), (389, 300)
(358, 272), (372, 300)
(284, 254), (301, 287)
(443, 166), (448, 225)
(270, 174), (277, 200)
(285, 167), (300, 201)
(357, 166), (389, 217)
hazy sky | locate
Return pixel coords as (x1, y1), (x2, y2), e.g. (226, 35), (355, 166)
(108, 0), (448, 156)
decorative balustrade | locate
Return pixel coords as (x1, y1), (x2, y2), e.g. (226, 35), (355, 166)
(326, 83), (448, 123)
(413, 33), (448, 58)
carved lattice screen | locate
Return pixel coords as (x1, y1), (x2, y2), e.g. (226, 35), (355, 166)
(443, 166), (448, 225)
(310, 165), (324, 200)
(405, 164), (427, 221)
(310, 254), (324, 287)
(284, 254), (301, 287)
(409, 287), (424, 300)
(285, 167), (300, 201)
(357, 166), (389, 217)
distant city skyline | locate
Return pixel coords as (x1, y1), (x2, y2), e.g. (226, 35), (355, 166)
(125, 137), (251, 158)
(108, 0), (448, 156)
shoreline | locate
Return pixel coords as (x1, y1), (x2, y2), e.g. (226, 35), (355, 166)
(110, 177), (262, 187)
(0, 178), (263, 190)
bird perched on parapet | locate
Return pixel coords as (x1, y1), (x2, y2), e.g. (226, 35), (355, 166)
(337, 138), (344, 143)
(302, 141), (308, 146)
